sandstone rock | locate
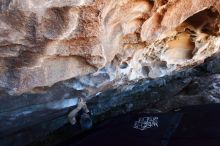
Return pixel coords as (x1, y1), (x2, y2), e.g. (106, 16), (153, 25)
(0, 0), (219, 96)
(0, 1), (220, 145)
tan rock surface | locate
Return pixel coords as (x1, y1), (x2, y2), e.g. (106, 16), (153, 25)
(0, 0), (219, 95)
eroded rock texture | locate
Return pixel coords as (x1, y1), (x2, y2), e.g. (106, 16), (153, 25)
(0, 1), (220, 145)
(0, 0), (219, 96)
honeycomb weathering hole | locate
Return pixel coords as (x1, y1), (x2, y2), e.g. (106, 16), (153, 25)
(184, 7), (220, 36)
(120, 61), (129, 69)
(163, 32), (195, 64)
(162, 7), (219, 65)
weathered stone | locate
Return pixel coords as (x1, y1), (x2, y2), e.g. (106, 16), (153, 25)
(0, 0), (219, 145)
(0, 0), (219, 95)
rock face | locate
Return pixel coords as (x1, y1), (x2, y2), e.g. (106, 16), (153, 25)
(0, 0), (220, 145)
(0, 0), (219, 95)
(1, 54), (220, 146)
